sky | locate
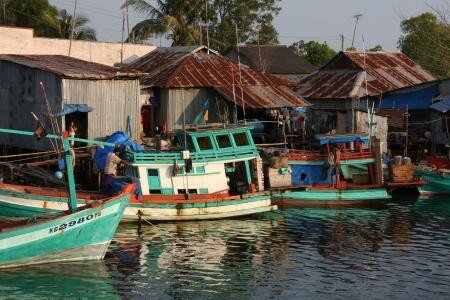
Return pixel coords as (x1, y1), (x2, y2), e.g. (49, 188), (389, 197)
(49, 0), (447, 51)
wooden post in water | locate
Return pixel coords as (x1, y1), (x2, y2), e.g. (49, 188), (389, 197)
(371, 137), (383, 185)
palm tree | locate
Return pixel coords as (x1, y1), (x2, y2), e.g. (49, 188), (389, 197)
(55, 9), (96, 41)
(125, 0), (202, 45)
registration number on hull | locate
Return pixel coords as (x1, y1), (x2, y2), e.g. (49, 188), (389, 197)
(49, 212), (102, 234)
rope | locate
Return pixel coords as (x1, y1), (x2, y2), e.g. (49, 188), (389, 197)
(138, 211), (185, 244)
(0, 146), (91, 159)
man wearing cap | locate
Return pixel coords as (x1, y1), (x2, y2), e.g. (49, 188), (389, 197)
(102, 147), (125, 194)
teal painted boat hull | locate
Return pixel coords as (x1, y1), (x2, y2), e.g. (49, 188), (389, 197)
(415, 168), (450, 195)
(272, 188), (391, 207)
(0, 193), (130, 269)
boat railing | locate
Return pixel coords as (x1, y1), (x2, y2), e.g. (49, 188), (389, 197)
(126, 148), (259, 164)
(283, 150), (375, 162)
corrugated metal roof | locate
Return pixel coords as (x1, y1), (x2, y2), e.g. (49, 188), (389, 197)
(0, 54), (143, 79)
(127, 46), (310, 109)
(224, 45), (318, 74)
(297, 51), (436, 99)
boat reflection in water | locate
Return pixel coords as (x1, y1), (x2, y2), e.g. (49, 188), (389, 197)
(0, 262), (119, 299)
(2, 196), (448, 299)
(106, 214), (288, 298)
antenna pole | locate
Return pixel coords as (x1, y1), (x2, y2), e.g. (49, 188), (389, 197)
(257, 26), (262, 70)
(351, 14), (362, 49)
(125, 0), (130, 41)
(235, 23), (246, 124)
(121, 9), (125, 64)
(68, 0), (78, 56)
(231, 66), (237, 124)
(205, 0), (210, 53)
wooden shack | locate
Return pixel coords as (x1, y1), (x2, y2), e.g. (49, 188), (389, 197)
(0, 55), (143, 151)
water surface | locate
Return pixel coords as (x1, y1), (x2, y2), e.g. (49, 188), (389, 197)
(1, 195), (449, 299)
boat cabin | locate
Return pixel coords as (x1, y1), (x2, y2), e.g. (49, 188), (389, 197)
(285, 134), (379, 187)
(123, 126), (264, 196)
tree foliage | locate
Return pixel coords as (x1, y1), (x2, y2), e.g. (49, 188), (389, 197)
(125, 0), (202, 45)
(0, 0), (96, 40)
(369, 45), (383, 51)
(289, 40), (337, 67)
(125, 0), (281, 50)
(399, 11), (450, 78)
(1, 0), (59, 37)
(55, 9), (96, 41)
(209, 0), (280, 51)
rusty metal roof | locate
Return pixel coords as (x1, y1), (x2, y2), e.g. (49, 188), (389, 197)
(297, 51), (436, 99)
(0, 54), (143, 79)
(224, 45), (318, 74)
(127, 46), (310, 109)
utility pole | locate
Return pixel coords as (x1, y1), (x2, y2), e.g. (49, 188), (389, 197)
(340, 34), (344, 51)
(351, 14), (363, 49)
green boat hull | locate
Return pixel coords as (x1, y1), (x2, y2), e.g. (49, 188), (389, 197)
(0, 194), (129, 269)
(415, 168), (450, 195)
(272, 188), (390, 207)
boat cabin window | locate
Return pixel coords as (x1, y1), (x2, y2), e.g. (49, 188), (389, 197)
(195, 166), (205, 173)
(124, 165), (139, 178)
(177, 189), (198, 194)
(174, 135), (195, 150)
(233, 132), (250, 146)
(147, 169), (158, 176)
(197, 136), (213, 151)
(216, 134), (232, 148)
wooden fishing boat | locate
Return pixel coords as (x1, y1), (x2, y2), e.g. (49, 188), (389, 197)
(0, 184), (273, 222)
(0, 125), (276, 222)
(0, 128), (133, 269)
(271, 134), (392, 207)
(415, 167), (450, 195)
(117, 126), (276, 221)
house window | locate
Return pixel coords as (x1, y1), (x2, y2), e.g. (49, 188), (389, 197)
(233, 132), (249, 146)
(216, 134), (232, 148)
(197, 136), (213, 150)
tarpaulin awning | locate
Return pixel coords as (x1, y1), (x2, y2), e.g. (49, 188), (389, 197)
(294, 107), (308, 113)
(55, 104), (92, 117)
(315, 134), (369, 145)
(430, 96), (450, 113)
(380, 84), (439, 110)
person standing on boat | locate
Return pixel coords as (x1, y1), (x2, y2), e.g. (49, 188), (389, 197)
(324, 148), (334, 180)
(333, 145), (342, 188)
(102, 147), (125, 194)
(69, 122), (77, 148)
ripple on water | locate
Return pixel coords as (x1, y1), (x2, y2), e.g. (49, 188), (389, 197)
(1, 196), (450, 298)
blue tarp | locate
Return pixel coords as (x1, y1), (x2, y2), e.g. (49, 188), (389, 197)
(380, 84), (439, 110)
(94, 131), (143, 171)
(291, 165), (331, 185)
(55, 104), (92, 116)
(316, 135), (369, 145)
(430, 97), (450, 113)
(294, 107), (308, 113)
(103, 176), (142, 198)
